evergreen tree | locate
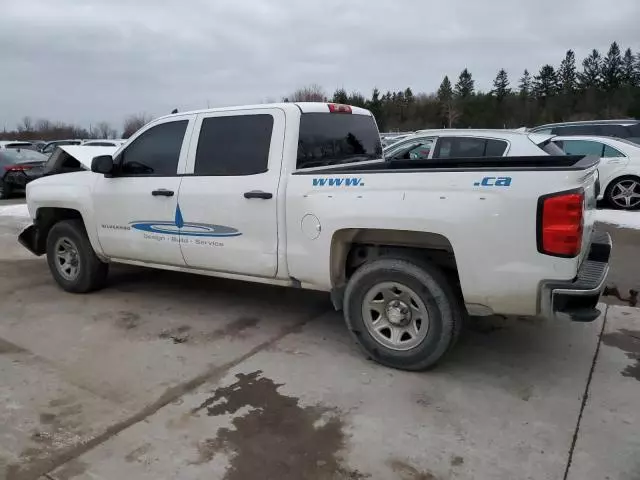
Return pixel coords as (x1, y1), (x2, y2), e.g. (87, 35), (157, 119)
(621, 48), (637, 86)
(601, 42), (623, 91)
(367, 88), (383, 125)
(404, 87), (414, 103)
(437, 76), (453, 101)
(518, 69), (532, 97)
(533, 65), (559, 98)
(454, 68), (475, 98)
(492, 69), (511, 101)
(332, 88), (348, 104)
(348, 92), (367, 108)
(558, 50), (577, 95)
(578, 49), (602, 89)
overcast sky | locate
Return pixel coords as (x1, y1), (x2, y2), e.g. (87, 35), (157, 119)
(1, 0), (639, 132)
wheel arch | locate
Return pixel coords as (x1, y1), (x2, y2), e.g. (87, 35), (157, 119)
(329, 228), (460, 310)
(32, 207), (90, 255)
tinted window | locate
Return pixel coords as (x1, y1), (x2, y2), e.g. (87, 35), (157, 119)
(603, 145), (624, 157)
(195, 115), (273, 176)
(120, 120), (187, 176)
(85, 141), (116, 147)
(485, 139), (509, 156)
(387, 138), (434, 160)
(597, 125), (629, 138)
(434, 137), (507, 158)
(554, 125), (597, 135)
(561, 140), (604, 157)
(297, 113), (382, 169)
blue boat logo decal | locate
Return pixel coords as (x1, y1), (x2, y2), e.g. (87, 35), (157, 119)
(130, 204), (242, 237)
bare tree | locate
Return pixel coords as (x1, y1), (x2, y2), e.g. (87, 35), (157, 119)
(18, 116), (33, 133)
(95, 121), (117, 139)
(287, 84), (326, 102)
(122, 113), (152, 139)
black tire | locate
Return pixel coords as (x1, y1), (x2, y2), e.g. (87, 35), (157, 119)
(344, 257), (463, 371)
(46, 219), (108, 293)
(605, 175), (640, 210)
(0, 180), (12, 200)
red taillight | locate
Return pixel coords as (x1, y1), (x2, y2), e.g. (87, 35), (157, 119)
(538, 191), (584, 257)
(4, 165), (32, 172)
(328, 103), (352, 114)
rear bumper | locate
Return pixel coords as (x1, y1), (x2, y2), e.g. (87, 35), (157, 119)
(540, 231), (612, 322)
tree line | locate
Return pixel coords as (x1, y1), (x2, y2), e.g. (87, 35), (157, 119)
(0, 113), (152, 142)
(287, 41), (640, 131)
(3, 41), (638, 141)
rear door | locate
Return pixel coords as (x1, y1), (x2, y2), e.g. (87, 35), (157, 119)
(177, 108), (284, 277)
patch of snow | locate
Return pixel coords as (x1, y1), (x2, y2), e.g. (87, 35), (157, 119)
(594, 209), (640, 230)
(0, 204), (30, 218)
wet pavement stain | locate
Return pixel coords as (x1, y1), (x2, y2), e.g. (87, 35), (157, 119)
(208, 316), (260, 340)
(601, 329), (640, 381)
(191, 370), (368, 480)
(7, 401), (85, 480)
(0, 338), (25, 354)
(388, 459), (438, 480)
(92, 310), (141, 330)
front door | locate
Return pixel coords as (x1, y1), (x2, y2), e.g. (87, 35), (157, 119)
(177, 108), (284, 277)
(93, 116), (194, 266)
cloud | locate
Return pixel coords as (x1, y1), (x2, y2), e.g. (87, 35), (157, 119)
(1, 0), (638, 131)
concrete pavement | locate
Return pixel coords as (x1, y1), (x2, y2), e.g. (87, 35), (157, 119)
(0, 201), (637, 479)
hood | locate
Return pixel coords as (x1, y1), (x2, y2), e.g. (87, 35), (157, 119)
(59, 145), (119, 169)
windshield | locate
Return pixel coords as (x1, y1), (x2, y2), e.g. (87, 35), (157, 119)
(297, 113), (382, 169)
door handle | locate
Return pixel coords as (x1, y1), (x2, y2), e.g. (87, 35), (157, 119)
(152, 189), (174, 197)
(244, 190), (273, 199)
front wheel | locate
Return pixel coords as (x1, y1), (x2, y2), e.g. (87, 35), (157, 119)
(46, 219), (108, 293)
(605, 176), (640, 210)
(344, 257), (462, 371)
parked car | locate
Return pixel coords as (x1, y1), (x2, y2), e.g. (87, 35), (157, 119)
(44, 145), (119, 175)
(82, 139), (126, 147)
(552, 135), (640, 210)
(383, 129), (563, 160)
(0, 141), (35, 150)
(0, 148), (47, 199)
(19, 102), (610, 371)
(40, 140), (83, 155)
(530, 119), (640, 145)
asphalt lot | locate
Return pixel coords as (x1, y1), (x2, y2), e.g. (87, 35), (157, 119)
(0, 199), (638, 480)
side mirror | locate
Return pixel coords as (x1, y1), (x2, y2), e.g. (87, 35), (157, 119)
(91, 155), (114, 175)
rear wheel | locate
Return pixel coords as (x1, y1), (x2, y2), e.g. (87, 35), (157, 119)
(344, 257), (462, 371)
(0, 180), (12, 200)
(605, 176), (640, 210)
(46, 220), (108, 293)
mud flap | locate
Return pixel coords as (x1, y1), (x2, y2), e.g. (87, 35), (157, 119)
(18, 224), (44, 256)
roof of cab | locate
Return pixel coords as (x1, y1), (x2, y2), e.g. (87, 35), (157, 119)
(156, 102), (372, 122)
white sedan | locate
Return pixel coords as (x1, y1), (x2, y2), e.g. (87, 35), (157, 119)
(552, 136), (640, 210)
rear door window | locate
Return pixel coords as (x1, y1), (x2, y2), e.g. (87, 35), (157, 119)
(597, 125), (630, 138)
(602, 145), (625, 157)
(434, 137), (508, 158)
(194, 114), (273, 176)
(297, 113), (382, 169)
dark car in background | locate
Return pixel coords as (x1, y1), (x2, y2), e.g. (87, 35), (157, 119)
(529, 119), (640, 144)
(0, 149), (47, 199)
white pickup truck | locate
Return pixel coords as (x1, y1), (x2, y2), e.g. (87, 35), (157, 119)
(19, 102), (612, 370)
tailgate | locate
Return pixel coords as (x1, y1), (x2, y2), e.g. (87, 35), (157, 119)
(578, 164), (599, 265)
